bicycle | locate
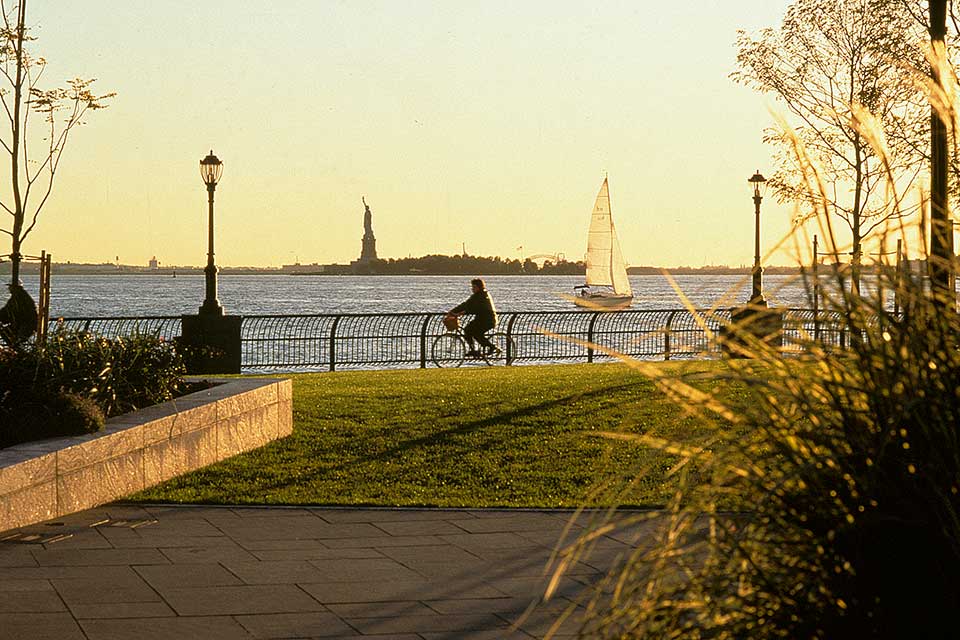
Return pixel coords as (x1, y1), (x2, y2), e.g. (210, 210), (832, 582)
(431, 315), (516, 368)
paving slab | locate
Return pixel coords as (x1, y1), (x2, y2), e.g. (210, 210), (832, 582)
(80, 615), (254, 640)
(249, 547), (385, 562)
(235, 611), (356, 638)
(0, 504), (649, 638)
(134, 562), (245, 590)
(66, 601), (176, 619)
(345, 613), (510, 634)
(51, 570), (161, 605)
(160, 584), (325, 616)
(0, 590), (67, 613)
(0, 612), (86, 640)
(325, 601), (436, 618)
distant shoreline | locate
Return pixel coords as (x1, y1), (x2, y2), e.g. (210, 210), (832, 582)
(1, 264), (806, 277)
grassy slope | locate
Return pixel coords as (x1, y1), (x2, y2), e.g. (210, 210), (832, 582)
(131, 362), (749, 507)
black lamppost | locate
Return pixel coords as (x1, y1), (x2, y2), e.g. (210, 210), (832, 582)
(199, 150), (224, 315)
(748, 170), (768, 304)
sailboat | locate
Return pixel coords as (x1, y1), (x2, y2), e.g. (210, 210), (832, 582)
(573, 177), (633, 310)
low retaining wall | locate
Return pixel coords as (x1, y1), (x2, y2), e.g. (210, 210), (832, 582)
(0, 377), (292, 533)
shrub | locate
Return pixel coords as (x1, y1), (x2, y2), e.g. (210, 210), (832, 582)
(0, 390), (105, 448)
(0, 330), (187, 448)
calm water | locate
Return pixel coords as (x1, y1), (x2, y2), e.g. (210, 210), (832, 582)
(21, 273), (842, 318)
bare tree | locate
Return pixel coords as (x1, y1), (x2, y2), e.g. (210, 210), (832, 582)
(0, 0), (113, 285)
(733, 0), (927, 294)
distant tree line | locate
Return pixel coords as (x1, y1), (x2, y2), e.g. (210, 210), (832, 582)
(354, 255), (805, 276)
(361, 254), (585, 275)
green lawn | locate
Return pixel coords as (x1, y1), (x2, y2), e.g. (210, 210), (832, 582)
(130, 361), (750, 508)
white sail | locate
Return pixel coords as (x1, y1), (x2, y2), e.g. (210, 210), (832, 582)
(585, 178), (613, 286)
(584, 177), (632, 296)
(610, 224), (632, 295)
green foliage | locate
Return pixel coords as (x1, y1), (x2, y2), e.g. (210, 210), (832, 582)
(0, 330), (186, 447)
(33, 331), (187, 416)
(131, 362), (746, 507)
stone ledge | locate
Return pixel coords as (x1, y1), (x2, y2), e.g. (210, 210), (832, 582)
(0, 377), (292, 533)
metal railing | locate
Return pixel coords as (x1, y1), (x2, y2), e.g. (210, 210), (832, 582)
(54, 308), (859, 373)
(56, 316), (183, 342)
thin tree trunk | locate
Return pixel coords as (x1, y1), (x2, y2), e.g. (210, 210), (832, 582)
(8, 0), (25, 285)
(852, 135), (863, 297)
(929, 0), (953, 307)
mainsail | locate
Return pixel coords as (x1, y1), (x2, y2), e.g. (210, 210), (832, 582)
(584, 178), (632, 296)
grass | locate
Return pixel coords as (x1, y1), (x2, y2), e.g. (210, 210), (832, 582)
(130, 361), (752, 508)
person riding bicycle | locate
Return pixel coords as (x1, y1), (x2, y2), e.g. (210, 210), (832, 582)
(447, 278), (498, 358)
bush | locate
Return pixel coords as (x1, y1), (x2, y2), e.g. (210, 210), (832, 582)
(0, 330), (187, 448)
(0, 390), (105, 448)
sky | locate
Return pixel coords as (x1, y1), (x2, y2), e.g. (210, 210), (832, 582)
(19, 0), (804, 268)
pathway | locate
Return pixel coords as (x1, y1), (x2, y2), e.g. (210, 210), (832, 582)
(0, 504), (652, 639)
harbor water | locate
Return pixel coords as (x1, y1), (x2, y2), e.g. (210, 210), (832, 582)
(23, 272), (866, 318)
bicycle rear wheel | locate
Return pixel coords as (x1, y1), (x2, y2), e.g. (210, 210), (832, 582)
(431, 333), (466, 368)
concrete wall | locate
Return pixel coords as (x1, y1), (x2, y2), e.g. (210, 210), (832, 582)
(0, 378), (292, 533)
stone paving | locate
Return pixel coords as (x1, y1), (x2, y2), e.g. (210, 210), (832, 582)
(0, 504), (650, 639)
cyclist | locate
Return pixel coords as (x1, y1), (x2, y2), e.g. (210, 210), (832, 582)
(447, 278), (498, 358)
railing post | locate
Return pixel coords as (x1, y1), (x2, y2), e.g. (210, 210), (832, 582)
(586, 312), (600, 363)
(505, 313), (517, 365)
(420, 315), (431, 368)
(664, 310), (678, 361)
(37, 251), (51, 342)
(330, 316), (341, 372)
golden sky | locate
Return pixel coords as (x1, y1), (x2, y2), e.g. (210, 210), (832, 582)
(23, 1), (809, 268)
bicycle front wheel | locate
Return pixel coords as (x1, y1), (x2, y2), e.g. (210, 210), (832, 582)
(431, 333), (466, 368)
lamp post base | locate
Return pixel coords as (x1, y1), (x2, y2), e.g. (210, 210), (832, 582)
(200, 264), (222, 316)
(198, 301), (224, 316)
(721, 301), (783, 358)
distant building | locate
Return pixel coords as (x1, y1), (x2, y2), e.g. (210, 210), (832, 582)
(281, 263), (326, 274)
(149, 256), (159, 270)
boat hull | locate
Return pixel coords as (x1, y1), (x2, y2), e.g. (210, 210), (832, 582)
(573, 293), (633, 310)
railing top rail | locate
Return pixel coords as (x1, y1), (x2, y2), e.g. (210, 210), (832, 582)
(242, 308), (732, 320)
(55, 308), (867, 325)
(57, 315), (183, 321)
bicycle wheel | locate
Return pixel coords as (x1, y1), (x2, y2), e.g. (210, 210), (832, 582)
(480, 333), (517, 366)
(431, 333), (466, 368)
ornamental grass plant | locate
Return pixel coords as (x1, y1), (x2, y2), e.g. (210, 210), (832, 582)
(553, 44), (960, 640)
(558, 262), (960, 639)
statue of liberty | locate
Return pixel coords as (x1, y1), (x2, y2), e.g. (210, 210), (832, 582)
(359, 197), (377, 262)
